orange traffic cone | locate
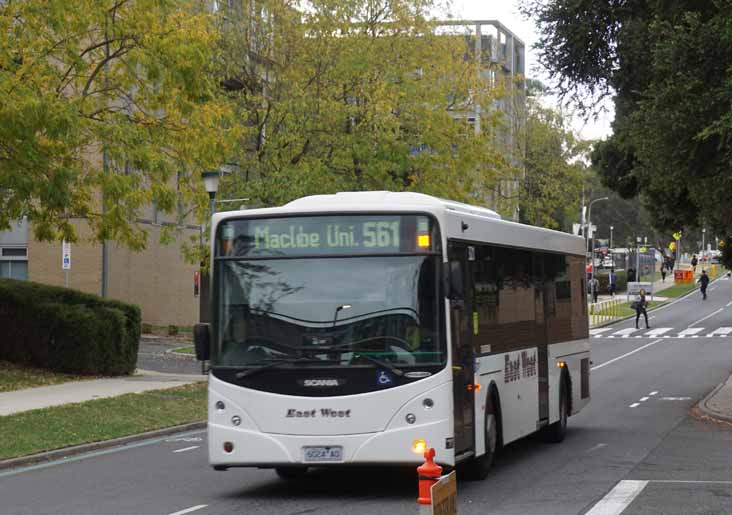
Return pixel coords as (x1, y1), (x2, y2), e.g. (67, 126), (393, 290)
(417, 447), (442, 506)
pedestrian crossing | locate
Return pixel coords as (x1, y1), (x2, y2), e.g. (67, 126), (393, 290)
(591, 326), (732, 339)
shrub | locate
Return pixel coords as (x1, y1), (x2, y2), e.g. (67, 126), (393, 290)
(141, 322), (153, 334)
(595, 270), (628, 294)
(167, 325), (179, 336)
(0, 279), (140, 375)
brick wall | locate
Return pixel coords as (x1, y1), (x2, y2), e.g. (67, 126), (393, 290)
(28, 220), (200, 327)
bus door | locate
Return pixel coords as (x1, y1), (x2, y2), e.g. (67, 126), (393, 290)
(447, 242), (475, 455)
(533, 257), (550, 422)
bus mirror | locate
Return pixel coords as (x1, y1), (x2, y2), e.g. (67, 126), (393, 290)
(193, 323), (211, 361)
(447, 261), (464, 301)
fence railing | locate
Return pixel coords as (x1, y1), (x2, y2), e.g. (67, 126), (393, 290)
(588, 298), (623, 327)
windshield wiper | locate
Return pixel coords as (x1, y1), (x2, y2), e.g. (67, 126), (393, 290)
(235, 357), (334, 379)
(352, 353), (404, 377)
(320, 335), (411, 352)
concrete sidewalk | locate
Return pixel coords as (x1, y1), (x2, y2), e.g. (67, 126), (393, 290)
(595, 274), (679, 303)
(0, 369), (206, 417)
(698, 373), (732, 424)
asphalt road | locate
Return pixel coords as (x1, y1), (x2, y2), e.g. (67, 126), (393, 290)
(2, 277), (732, 515)
(137, 337), (203, 376)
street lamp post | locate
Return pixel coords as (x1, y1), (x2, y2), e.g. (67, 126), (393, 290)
(200, 170), (222, 375)
(610, 225), (614, 251)
(587, 196), (609, 295)
(702, 228), (706, 265)
(610, 225), (614, 269)
(636, 236), (641, 283)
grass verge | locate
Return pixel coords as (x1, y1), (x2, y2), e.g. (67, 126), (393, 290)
(616, 300), (664, 318)
(0, 382), (206, 460)
(172, 346), (195, 355)
(658, 282), (698, 299)
(0, 361), (90, 393)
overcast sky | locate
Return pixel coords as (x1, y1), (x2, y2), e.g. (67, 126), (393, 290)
(451, 0), (614, 141)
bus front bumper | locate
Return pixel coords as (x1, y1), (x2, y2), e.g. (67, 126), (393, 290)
(208, 418), (453, 468)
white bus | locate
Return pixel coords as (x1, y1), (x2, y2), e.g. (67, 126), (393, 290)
(194, 191), (590, 479)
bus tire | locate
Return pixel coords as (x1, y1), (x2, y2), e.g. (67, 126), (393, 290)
(466, 390), (499, 480)
(275, 466), (308, 480)
(543, 376), (569, 443)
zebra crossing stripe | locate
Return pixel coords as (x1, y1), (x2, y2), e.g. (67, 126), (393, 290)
(593, 327), (732, 339)
(644, 327), (672, 337)
(590, 328), (612, 335)
(678, 327), (704, 337)
(707, 327), (732, 337)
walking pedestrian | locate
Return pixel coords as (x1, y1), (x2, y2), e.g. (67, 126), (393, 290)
(633, 288), (650, 329)
(699, 270), (710, 300)
(608, 269), (617, 296)
(660, 263), (667, 282)
(691, 254), (698, 273)
(590, 276), (599, 304)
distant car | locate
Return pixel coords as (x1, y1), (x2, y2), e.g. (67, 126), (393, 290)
(602, 257), (613, 268)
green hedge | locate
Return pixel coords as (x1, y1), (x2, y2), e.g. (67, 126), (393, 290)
(0, 279), (140, 375)
(595, 270), (629, 293)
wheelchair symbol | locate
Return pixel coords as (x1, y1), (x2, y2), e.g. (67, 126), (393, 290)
(377, 370), (393, 386)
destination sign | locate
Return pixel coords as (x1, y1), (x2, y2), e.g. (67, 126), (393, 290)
(217, 215), (437, 257)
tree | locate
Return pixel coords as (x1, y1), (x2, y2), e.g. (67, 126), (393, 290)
(518, 92), (587, 231)
(213, 0), (516, 214)
(523, 1), (732, 267)
(0, 0), (233, 248)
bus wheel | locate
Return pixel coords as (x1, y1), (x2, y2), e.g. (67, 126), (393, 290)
(466, 394), (498, 480)
(275, 466), (308, 480)
(543, 378), (568, 443)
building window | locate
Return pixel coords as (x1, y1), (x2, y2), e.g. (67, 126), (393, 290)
(2, 248), (27, 257)
(0, 260), (28, 280)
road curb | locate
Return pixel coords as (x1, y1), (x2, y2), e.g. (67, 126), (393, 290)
(696, 375), (732, 424)
(0, 421), (206, 471)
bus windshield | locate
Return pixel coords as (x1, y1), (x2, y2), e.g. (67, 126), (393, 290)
(214, 254), (444, 369)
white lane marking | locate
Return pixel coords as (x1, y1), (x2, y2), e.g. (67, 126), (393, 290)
(168, 505), (208, 515)
(585, 480), (649, 515)
(707, 327), (732, 337)
(659, 397), (692, 401)
(690, 308), (724, 327)
(613, 328), (639, 338)
(591, 328), (613, 335)
(726, 300), (732, 307)
(591, 339), (663, 371)
(0, 429), (206, 479)
(678, 327), (704, 337)
(586, 443), (608, 453)
(629, 403), (640, 408)
(649, 391), (658, 396)
(172, 446), (200, 453)
(644, 327), (672, 336)
(639, 397), (649, 402)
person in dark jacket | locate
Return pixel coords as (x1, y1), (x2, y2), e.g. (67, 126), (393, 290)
(691, 255), (698, 273)
(699, 270), (710, 300)
(634, 289), (650, 329)
(660, 263), (667, 282)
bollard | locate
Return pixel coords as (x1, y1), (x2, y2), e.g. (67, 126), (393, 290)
(417, 447), (442, 507)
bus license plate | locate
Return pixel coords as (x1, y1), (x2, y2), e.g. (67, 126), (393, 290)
(303, 446), (343, 462)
